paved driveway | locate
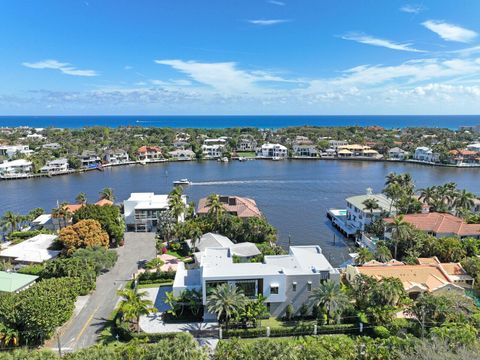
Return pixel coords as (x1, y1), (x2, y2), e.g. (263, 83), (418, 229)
(139, 286), (218, 334)
(57, 232), (156, 350)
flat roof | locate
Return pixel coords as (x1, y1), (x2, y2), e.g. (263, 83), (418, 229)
(0, 234), (60, 263)
(0, 271), (38, 292)
(346, 193), (394, 212)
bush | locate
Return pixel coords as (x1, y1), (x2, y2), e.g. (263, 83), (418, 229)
(145, 257), (165, 270)
(373, 325), (391, 339)
(137, 269), (176, 284)
(58, 219), (109, 254)
(71, 246), (118, 274)
(17, 263), (45, 276)
(284, 304), (294, 321)
(222, 324), (358, 339)
(8, 230), (52, 244)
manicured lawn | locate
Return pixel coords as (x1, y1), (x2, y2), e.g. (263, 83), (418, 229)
(259, 317), (317, 329)
(138, 281), (174, 289)
(236, 151), (256, 158)
(166, 249), (191, 260)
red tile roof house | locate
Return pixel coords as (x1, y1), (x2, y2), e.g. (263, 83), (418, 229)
(53, 199), (114, 228)
(136, 146), (163, 162)
(384, 212), (480, 239)
(197, 196), (262, 218)
(448, 149), (480, 165)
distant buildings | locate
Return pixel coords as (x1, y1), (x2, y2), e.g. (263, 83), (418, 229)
(104, 149), (130, 164)
(236, 136), (257, 152)
(136, 146), (163, 162)
(336, 145), (382, 159)
(173, 245), (340, 319)
(0, 159), (33, 176)
(168, 149), (196, 161)
(256, 143), (288, 159)
(40, 158), (69, 173)
(0, 271), (38, 293)
(124, 192), (187, 232)
(197, 195), (262, 218)
(201, 144), (224, 159)
(414, 147), (439, 163)
(0, 145), (33, 158)
(42, 143), (61, 150)
(78, 150), (101, 169)
(292, 141), (318, 157)
(346, 257), (473, 298)
(388, 147), (409, 160)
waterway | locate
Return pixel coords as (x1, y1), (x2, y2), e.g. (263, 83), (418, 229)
(1, 160), (480, 266)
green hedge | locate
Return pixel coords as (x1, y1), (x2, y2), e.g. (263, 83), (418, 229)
(223, 324), (358, 339)
(8, 230), (52, 244)
(137, 270), (176, 284)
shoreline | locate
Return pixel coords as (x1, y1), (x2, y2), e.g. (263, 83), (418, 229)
(2, 156), (479, 182)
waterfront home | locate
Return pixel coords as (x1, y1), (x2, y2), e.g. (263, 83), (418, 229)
(104, 149), (130, 164)
(321, 148), (337, 157)
(0, 159), (33, 176)
(42, 143), (61, 150)
(124, 192), (187, 232)
(136, 146), (163, 162)
(292, 143), (318, 157)
(345, 257), (473, 298)
(236, 135), (257, 151)
(414, 147), (439, 163)
(173, 245), (340, 319)
(175, 132), (191, 141)
(328, 140), (348, 150)
(0, 145), (33, 158)
(168, 149), (195, 161)
(467, 143), (480, 152)
(172, 140), (190, 149)
(197, 195), (262, 218)
(388, 147), (409, 160)
(0, 271), (38, 293)
(78, 150), (101, 168)
(0, 234), (60, 264)
(448, 149), (480, 165)
(384, 212), (480, 239)
(31, 214), (56, 231)
(256, 143), (288, 159)
(337, 144), (382, 159)
(40, 158), (69, 173)
(187, 232), (261, 262)
(328, 189), (395, 238)
(201, 144), (224, 159)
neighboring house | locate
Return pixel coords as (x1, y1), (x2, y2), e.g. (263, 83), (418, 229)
(173, 140), (190, 149)
(123, 192), (187, 232)
(467, 143), (480, 152)
(388, 147), (409, 160)
(31, 214), (56, 231)
(136, 146), (163, 162)
(187, 233), (261, 262)
(0, 271), (38, 293)
(0, 234), (60, 264)
(384, 212), (480, 239)
(256, 143), (288, 158)
(345, 257), (473, 299)
(40, 158), (69, 173)
(78, 150), (101, 168)
(26, 133), (45, 141)
(414, 147), (439, 163)
(448, 149), (480, 165)
(104, 149), (130, 164)
(0, 145), (33, 158)
(0, 159), (33, 175)
(292, 144), (318, 157)
(201, 144), (224, 159)
(42, 143), (61, 150)
(345, 190), (395, 232)
(173, 245), (340, 319)
(197, 195), (262, 218)
(236, 136), (257, 151)
(204, 138), (227, 145)
(328, 140), (348, 150)
(168, 149), (195, 161)
(337, 145), (382, 159)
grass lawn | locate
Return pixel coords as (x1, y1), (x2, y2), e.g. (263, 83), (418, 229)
(165, 249), (191, 260)
(236, 151), (256, 158)
(138, 281), (173, 289)
(259, 317), (317, 329)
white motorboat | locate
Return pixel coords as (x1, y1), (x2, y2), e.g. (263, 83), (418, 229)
(173, 178), (191, 185)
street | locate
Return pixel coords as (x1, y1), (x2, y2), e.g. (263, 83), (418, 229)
(56, 232), (156, 351)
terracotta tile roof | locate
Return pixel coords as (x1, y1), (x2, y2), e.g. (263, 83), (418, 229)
(197, 196), (262, 218)
(95, 199), (113, 206)
(449, 149), (478, 156)
(385, 212), (480, 237)
(137, 145), (162, 154)
(63, 199), (113, 213)
(440, 263), (468, 276)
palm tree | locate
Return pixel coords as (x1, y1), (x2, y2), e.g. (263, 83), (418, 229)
(206, 283), (247, 330)
(99, 187), (115, 202)
(0, 211), (21, 233)
(117, 288), (157, 333)
(168, 188), (186, 223)
(356, 247), (374, 265)
(383, 183), (402, 214)
(389, 215), (411, 259)
(189, 224), (203, 252)
(385, 172), (401, 186)
(418, 186), (436, 208)
(453, 189), (476, 215)
(375, 278), (406, 307)
(207, 194), (224, 222)
(362, 198), (379, 219)
(375, 243), (392, 262)
(309, 280), (349, 324)
(76, 192), (87, 204)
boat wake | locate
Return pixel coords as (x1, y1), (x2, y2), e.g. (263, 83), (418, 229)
(190, 179), (360, 186)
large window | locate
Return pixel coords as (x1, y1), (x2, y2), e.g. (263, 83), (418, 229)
(206, 281), (227, 295)
(236, 280), (257, 298)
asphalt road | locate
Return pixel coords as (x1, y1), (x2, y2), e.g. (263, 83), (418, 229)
(57, 232), (156, 351)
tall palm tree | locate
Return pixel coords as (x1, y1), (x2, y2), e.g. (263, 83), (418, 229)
(418, 186), (436, 208)
(383, 183), (402, 214)
(356, 247), (374, 265)
(206, 283), (247, 330)
(362, 198), (379, 219)
(375, 243), (392, 263)
(308, 280), (349, 324)
(207, 194), (224, 222)
(76, 192), (87, 204)
(385, 172), (401, 186)
(117, 288), (157, 333)
(0, 211), (21, 233)
(454, 189), (476, 215)
(375, 278), (406, 307)
(99, 187), (115, 202)
(168, 189), (186, 223)
(389, 215), (411, 260)
(189, 224), (203, 252)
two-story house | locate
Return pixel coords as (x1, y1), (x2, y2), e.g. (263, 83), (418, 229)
(256, 143), (288, 159)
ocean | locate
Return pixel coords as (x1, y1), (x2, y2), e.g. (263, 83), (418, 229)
(0, 115), (479, 129)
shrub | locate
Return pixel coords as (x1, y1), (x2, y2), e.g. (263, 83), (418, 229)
(71, 246), (118, 274)
(137, 269), (176, 284)
(373, 325), (391, 339)
(17, 263), (45, 276)
(8, 230), (52, 244)
(284, 304), (294, 321)
(59, 219), (109, 254)
(145, 257), (165, 270)
(298, 303), (309, 318)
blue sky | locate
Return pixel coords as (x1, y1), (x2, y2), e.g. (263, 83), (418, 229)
(1, 0), (480, 115)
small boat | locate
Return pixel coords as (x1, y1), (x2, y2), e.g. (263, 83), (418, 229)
(173, 178), (191, 186)
(217, 157), (229, 163)
(271, 156), (282, 161)
(238, 157), (245, 162)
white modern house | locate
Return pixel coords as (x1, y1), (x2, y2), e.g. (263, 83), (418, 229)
(42, 143), (61, 150)
(168, 149), (195, 161)
(328, 140), (348, 150)
(0, 234), (60, 264)
(0, 145), (33, 158)
(292, 144), (318, 157)
(124, 192), (187, 232)
(203, 138), (227, 145)
(256, 143), (288, 159)
(0, 159), (33, 176)
(388, 147), (409, 160)
(236, 136), (257, 151)
(40, 158), (69, 173)
(79, 150), (101, 168)
(201, 144), (225, 159)
(104, 149), (130, 164)
(173, 245), (340, 319)
(414, 147), (439, 163)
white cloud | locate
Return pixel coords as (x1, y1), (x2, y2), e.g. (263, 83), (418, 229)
(22, 59), (98, 77)
(341, 33), (426, 52)
(247, 19), (290, 26)
(400, 4), (425, 14)
(124, 65), (133, 70)
(267, 0), (285, 6)
(422, 20), (477, 43)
